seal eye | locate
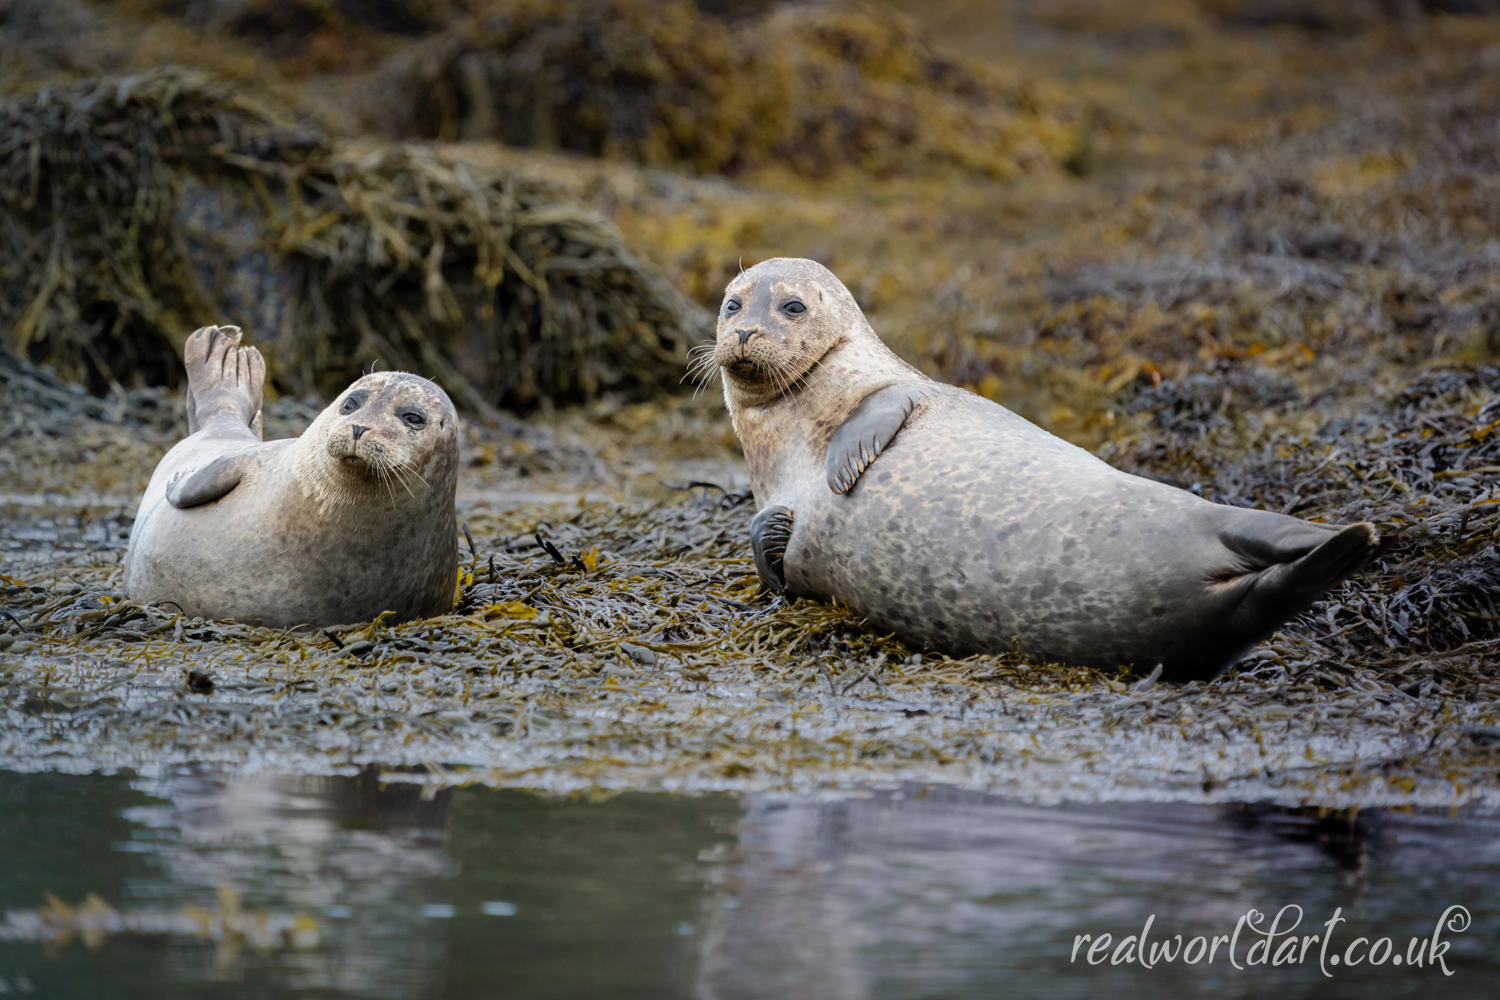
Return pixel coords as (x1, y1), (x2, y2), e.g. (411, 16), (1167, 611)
(398, 407), (427, 429)
(340, 394), (363, 415)
(724, 297), (742, 316)
(780, 300), (807, 318)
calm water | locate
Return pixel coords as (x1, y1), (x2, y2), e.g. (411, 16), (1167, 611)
(1, 770), (1498, 999)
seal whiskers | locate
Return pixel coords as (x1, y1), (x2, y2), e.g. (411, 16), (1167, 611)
(684, 343), (724, 397)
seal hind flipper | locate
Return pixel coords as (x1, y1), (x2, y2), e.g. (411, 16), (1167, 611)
(826, 386), (927, 494)
(167, 454), (251, 509)
(1210, 520), (1380, 651)
(1218, 511), (1353, 568)
(184, 325), (265, 434)
(1236, 521), (1380, 612)
(751, 505), (794, 593)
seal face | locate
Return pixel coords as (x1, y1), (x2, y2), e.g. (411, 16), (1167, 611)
(124, 325), (460, 628)
(717, 258), (1380, 682)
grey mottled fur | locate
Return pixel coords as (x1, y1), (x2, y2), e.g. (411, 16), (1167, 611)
(717, 258), (1379, 681)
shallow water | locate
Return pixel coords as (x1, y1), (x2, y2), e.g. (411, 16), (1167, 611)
(2, 770), (1497, 999)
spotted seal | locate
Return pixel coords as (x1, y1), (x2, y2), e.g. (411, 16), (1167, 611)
(124, 325), (460, 627)
(712, 258), (1379, 682)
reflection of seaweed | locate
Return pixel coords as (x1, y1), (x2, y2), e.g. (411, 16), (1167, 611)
(1223, 802), (1385, 885)
(375, 0), (1081, 179)
(0, 886), (320, 950)
(0, 68), (705, 409)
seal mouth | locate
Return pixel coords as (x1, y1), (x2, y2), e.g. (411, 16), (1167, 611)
(725, 357), (771, 382)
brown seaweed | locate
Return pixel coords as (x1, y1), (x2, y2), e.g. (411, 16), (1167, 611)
(3, 354), (1499, 808)
(0, 67), (706, 410)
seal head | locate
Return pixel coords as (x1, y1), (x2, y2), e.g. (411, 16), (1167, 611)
(296, 371), (460, 515)
(715, 257), (867, 409)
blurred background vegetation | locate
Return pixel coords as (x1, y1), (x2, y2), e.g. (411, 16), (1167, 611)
(2, 0), (1498, 441)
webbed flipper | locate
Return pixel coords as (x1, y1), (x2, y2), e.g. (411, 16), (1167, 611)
(751, 504), (794, 594)
(1216, 511), (1381, 630)
(167, 453), (252, 509)
(1244, 521), (1380, 610)
(826, 385), (929, 494)
(184, 325), (265, 435)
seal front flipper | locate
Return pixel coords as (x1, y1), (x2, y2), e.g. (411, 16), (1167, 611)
(751, 505), (794, 594)
(166, 453), (253, 509)
(826, 385), (929, 494)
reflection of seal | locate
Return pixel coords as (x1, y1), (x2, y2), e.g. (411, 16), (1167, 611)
(124, 326), (460, 627)
(717, 259), (1379, 682)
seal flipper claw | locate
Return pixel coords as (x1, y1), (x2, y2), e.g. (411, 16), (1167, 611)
(751, 505), (794, 594)
(826, 386), (927, 495)
(167, 453), (251, 509)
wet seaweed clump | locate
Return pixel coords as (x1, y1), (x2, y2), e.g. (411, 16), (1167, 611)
(0, 67), (705, 410)
(375, 0), (1081, 179)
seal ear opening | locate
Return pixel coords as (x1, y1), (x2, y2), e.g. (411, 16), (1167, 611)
(167, 454), (251, 509)
(826, 386), (927, 495)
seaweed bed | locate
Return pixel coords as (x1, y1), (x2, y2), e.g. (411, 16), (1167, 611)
(4, 343), (1500, 808)
(2, 0), (1500, 809)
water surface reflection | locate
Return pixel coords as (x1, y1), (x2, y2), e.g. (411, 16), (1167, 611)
(2, 772), (1498, 998)
(0, 769), (734, 999)
(701, 789), (1500, 1000)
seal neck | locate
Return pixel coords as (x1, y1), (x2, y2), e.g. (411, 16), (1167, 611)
(726, 326), (926, 502)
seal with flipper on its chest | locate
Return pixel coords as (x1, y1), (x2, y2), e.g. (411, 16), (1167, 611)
(712, 258), (1380, 682)
(124, 325), (460, 627)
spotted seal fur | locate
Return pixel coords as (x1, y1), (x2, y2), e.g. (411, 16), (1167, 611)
(711, 258), (1379, 682)
(124, 325), (460, 627)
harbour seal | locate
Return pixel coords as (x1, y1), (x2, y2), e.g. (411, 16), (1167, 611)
(124, 325), (460, 627)
(714, 258), (1379, 682)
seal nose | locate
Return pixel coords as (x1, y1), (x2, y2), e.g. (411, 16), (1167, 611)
(737, 328), (757, 346)
(350, 425), (369, 441)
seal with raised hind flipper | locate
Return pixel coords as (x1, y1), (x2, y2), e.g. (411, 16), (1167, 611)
(714, 258), (1380, 682)
(124, 325), (461, 627)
